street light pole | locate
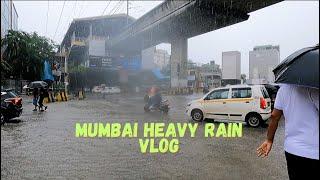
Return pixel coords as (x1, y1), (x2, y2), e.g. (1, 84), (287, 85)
(64, 48), (68, 94)
(127, 0), (129, 25)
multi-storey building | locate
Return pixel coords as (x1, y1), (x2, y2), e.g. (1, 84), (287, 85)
(222, 51), (241, 86)
(1, 0), (18, 38)
(249, 45), (280, 84)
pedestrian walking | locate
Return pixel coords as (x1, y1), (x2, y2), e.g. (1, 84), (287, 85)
(38, 87), (48, 111)
(257, 84), (319, 179)
(32, 88), (39, 111)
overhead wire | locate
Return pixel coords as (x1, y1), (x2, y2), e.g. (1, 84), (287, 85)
(71, 0), (78, 19)
(113, 1), (125, 15)
(109, 1), (123, 15)
(53, 0), (66, 40)
(101, 1), (111, 16)
(58, 0), (78, 41)
(77, 1), (87, 18)
(45, 0), (49, 36)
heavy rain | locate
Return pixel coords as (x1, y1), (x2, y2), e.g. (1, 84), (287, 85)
(1, 0), (319, 179)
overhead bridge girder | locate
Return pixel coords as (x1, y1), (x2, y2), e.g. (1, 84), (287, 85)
(107, 0), (282, 54)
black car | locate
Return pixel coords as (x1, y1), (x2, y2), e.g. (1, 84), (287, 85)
(1, 90), (23, 124)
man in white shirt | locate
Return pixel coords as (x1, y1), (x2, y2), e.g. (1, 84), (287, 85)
(257, 84), (319, 179)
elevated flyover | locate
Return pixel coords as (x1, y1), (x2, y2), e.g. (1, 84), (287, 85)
(108, 0), (283, 87)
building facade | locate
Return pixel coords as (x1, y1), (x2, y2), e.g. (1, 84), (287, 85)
(1, 0), (18, 38)
(141, 47), (170, 70)
(154, 49), (170, 69)
(222, 51), (241, 85)
(249, 45), (280, 84)
(200, 60), (222, 88)
(187, 61), (201, 88)
(60, 14), (136, 70)
(187, 60), (222, 89)
(141, 47), (156, 70)
(59, 14), (137, 90)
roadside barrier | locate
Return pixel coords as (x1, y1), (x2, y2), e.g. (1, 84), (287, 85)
(55, 91), (68, 102)
(43, 91), (71, 103)
(167, 88), (194, 95)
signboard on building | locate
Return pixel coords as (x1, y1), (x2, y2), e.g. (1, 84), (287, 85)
(89, 56), (102, 67)
(89, 56), (116, 69)
(102, 57), (113, 68)
(118, 55), (142, 71)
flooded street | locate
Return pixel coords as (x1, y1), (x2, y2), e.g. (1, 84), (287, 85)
(1, 94), (287, 179)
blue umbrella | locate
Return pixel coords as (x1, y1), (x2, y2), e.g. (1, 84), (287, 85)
(42, 60), (54, 83)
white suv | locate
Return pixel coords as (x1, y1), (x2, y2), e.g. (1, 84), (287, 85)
(186, 85), (271, 127)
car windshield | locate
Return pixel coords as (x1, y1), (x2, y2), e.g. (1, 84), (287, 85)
(1, 92), (14, 100)
(2, 91), (18, 98)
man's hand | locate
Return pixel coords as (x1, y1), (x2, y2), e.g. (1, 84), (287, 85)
(257, 140), (273, 157)
(257, 108), (282, 158)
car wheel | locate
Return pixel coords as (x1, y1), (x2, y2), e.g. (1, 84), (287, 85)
(191, 109), (203, 122)
(246, 114), (261, 127)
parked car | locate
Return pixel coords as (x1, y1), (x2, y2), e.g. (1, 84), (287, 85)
(101, 87), (121, 94)
(186, 84), (271, 127)
(1, 90), (23, 124)
(263, 83), (280, 110)
(92, 86), (103, 93)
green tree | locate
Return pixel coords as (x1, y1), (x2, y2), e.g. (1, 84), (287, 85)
(1, 30), (56, 80)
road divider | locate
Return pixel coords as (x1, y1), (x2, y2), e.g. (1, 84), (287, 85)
(166, 88), (193, 95)
(44, 91), (68, 104)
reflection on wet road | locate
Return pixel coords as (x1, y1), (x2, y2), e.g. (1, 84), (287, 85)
(1, 94), (287, 179)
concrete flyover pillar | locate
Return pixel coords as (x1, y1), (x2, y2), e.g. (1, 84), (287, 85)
(170, 37), (188, 88)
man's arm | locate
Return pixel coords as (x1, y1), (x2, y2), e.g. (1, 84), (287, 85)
(267, 109), (283, 142)
(257, 109), (283, 157)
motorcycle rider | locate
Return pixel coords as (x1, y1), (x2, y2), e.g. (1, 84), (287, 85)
(203, 84), (209, 94)
(144, 86), (162, 111)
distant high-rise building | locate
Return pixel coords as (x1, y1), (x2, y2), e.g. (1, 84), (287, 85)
(1, 0), (18, 38)
(141, 47), (170, 70)
(249, 45), (280, 84)
(222, 51), (241, 80)
(141, 47), (156, 70)
(154, 49), (170, 69)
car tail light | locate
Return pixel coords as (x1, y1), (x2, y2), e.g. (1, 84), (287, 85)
(7, 98), (22, 106)
(260, 97), (267, 109)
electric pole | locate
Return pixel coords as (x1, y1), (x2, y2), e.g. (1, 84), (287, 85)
(127, 0), (129, 25)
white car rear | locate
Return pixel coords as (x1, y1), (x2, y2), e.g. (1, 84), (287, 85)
(186, 85), (271, 127)
(92, 86), (103, 93)
(101, 87), (121, 94)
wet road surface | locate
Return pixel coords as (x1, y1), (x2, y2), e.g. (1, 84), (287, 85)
(1, 94), (287, 179)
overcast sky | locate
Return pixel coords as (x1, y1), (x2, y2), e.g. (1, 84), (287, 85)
(14, 1), (319, 75)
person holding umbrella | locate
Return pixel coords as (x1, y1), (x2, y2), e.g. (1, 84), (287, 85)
(28, 81), (48, 111)
(38, 87), (48, 112)
(257, 45), (319, 179)
(32, 88), (39, 111)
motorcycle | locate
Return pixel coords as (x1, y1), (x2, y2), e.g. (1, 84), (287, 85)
(144, 100), (170, 114)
